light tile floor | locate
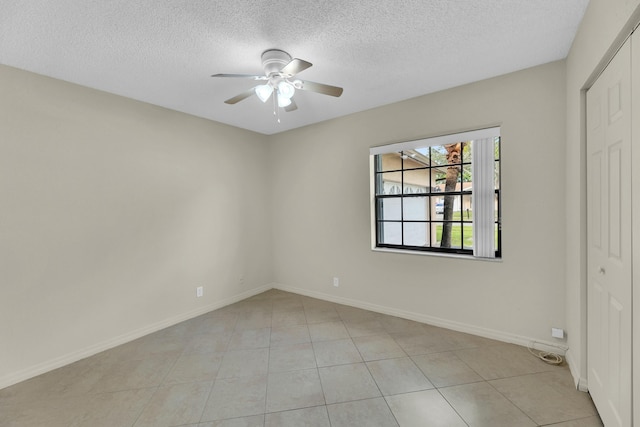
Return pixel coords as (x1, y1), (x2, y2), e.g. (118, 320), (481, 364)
(0, 290), (603, 427)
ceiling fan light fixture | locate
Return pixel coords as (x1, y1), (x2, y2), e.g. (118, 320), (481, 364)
(277, 97), (292, 108)
(255, 84), (273, 102)
(277, 81), (295, 99)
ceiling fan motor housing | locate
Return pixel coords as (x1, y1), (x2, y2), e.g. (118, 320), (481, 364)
(261, 49), (292, 76)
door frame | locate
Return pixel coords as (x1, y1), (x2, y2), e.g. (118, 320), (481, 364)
(631, 29), (640, 427)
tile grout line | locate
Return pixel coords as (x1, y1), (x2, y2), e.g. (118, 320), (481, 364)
(196, 307), (241, 425)
(484, 379), (539, 426)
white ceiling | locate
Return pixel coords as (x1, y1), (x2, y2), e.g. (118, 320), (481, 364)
(0, 0), (589, 135)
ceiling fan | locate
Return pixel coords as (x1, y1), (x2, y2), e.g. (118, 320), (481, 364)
(212, 49), (343, 119)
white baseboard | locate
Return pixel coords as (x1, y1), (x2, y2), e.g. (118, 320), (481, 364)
(565, 348), (589, 392)
(273, 283), (569, 356)
(0, 284), (272, 390)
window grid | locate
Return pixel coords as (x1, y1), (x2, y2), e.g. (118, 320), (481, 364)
(374, 139), (500, 258)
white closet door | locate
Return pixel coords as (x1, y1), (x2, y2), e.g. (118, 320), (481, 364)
(586, 38), (632, 427)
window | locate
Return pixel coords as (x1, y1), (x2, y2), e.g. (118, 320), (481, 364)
(370, 127), (501, 258)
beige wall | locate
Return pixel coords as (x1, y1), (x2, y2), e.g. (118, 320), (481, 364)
(270, 61), (567, 347)
(564, 0), (640, 389)
(0, 65), (273, 387)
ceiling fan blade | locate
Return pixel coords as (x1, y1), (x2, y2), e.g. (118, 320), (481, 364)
(280, 58), (312, 76)
(212, 73), (268, 80)
(284, 99), (298, 112)
(298, 80), (343, 97)
(224, 88), (257, 104)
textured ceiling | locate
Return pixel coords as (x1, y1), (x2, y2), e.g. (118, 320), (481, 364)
(0, 0), (589, 135)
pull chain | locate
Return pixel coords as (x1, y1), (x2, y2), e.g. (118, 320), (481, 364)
(273, 89), (281, 123)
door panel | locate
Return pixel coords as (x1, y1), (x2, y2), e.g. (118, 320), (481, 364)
(591, 151), (603, 250)
(586, 38), (632, 427)
(608, 143), (622, 259)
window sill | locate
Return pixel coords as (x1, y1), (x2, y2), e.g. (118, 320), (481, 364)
(371, 246), (502, 262)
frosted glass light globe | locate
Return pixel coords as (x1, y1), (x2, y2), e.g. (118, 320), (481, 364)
(277, 81), (295, 99)
(277, 97), (292, 107)
(255, 84), (273, 102)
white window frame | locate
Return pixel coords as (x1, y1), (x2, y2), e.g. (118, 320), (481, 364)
(369, 127), (501, 259)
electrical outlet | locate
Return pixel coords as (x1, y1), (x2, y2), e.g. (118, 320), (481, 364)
(551, 327), (564, 339)
(333, 277), (340, 287)
(196, 286), (204, 298)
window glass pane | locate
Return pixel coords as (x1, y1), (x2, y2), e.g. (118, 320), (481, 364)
(378, 222), (401, 245)
(430, 146), (449, 166)
(462, 141), (472, 162)
(436, 223), (463, 249)
(404, 149), (430, 167)
(377, 153), (402, 172)
(494, 193), (499, 221)
(433, 197), (445, 218)
(403, 197), (429, 221)
(432, 222), (462, 249)
(494, 160), (500, 189)
(463, 223), (474, 250)
(460, 199), (473, 222)
(495, 223), (500, 250)
(403, 169), (430, 194)
(494, 137), (500, 160)
(377, 171), (402, 195)
(378, 197), (401, 221)
(445, 143), (463, 165)
(462, 164), (472, 185)
(432, 222), (443, 246)
(434, 168), (447, 185)
(441, 195), (462, 216)
(404, 222), (428, 246)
